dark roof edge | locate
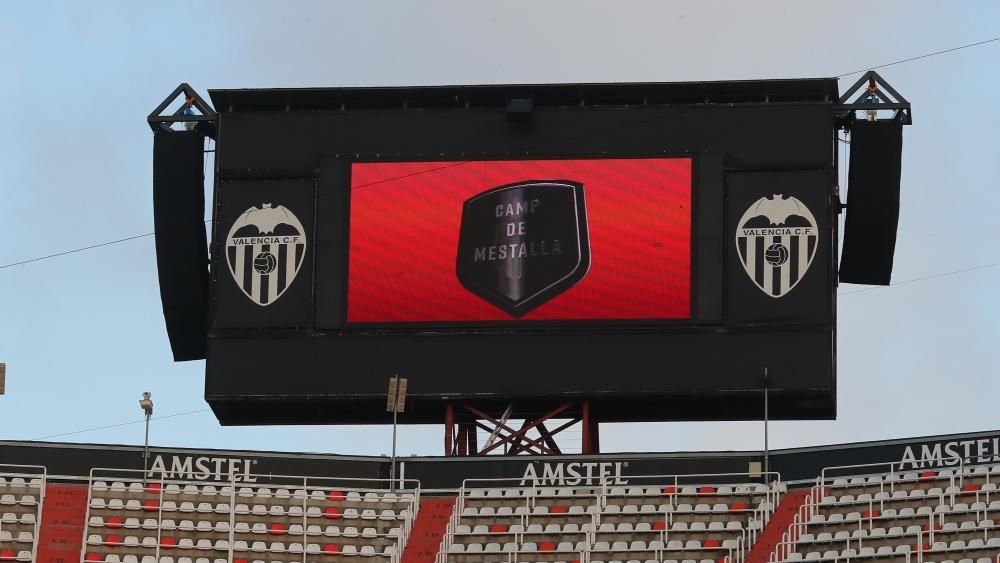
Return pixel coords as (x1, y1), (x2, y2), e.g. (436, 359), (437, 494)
(2, 427), (995, 463)
(208, 78), (840, 112)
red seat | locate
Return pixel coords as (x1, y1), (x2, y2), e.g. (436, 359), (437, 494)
(83, 554), (103, 562)
(142, 500), (159, 511)
(962, 484), (979, 493)
(653, 521), (668, 531)
(144, 482), (162, 494)
(160, 537), (177, 549)
(323, 544), (340, 553)
(662, 486), (676, 494)
(704, 539), (722, 548)
(862, 510), (879, 519)
(1, 551), (19, 561)
(539, 542), (556, 552)
(324, 507), (341, 518)
(698, 486), (716, 494)
(730, 502), (747, 511)
(104, 535), (123, 546)
(327, 490), (345, 502)
(549, 505), (568, 514)
(918, 471), (937, 482)
(106, 516), (123, 529)
(270, 523), (287, 535)
(489, 524), (508, 533)
(234, 560), (248, 563)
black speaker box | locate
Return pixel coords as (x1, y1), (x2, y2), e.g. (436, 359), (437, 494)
(152, 130), (209, 360)
(840, 121), (903, 285)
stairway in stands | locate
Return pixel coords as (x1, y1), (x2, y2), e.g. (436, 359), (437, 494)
(35, 484), (89, 563)
(401, 497), (456, 563)
(745, 488), (811, 563)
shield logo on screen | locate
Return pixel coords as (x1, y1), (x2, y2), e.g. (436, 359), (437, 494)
(225, 203), (307, 306)
(735, 194), (818, 298)
(456, 181), (590, 318)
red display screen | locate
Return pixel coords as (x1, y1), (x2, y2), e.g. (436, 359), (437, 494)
(347, 157), (692, 323)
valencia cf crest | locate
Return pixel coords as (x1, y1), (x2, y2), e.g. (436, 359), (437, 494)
(456, 181), (590, 317)
(735, 194), (818, 298)
(225, 204), (307, 306)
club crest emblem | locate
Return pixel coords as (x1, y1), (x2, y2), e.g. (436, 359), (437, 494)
(456, 181), (590, 317)
(735, 194), (818, 298)
(225, 204), (307, 306)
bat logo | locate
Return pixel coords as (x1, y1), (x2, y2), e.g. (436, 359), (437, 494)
(735, 194), (818, 298)
(225, 203), (307, 306)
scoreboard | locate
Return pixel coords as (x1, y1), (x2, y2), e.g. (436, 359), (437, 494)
(202, 80), (839, 425)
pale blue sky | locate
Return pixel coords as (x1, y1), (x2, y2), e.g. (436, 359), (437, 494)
(1, 1), (999, 457)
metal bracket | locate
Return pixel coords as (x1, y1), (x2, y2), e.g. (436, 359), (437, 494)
(835, 71), (912, 126)
(147, 83), (218, 138)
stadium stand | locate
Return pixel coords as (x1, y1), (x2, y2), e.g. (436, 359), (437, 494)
(770, 460), (1000, 563)
(80, 469), (418, 563)
(436, 473), (783, 563)
(0, 464), (46, 563)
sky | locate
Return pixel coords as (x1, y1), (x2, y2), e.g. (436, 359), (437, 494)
(1, 1), (999, 459)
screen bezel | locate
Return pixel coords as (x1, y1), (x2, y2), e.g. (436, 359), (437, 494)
(339, 153), (710, 331)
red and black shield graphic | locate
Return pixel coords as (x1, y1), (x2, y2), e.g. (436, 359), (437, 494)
(456, 180), (590, 318)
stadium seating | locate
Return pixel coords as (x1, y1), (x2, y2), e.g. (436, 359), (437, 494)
(437, 473), (782, 563)
(770, 461), (1000, 563)
(0, 464), (45, 563)
(81, 471), (418, 563)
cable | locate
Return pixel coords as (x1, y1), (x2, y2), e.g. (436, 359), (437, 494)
(0, 232), (156, 270)
(836, 35), (1000, 77)
(5, 35), (999, 272)
(839, 260), (1000, 296)
(0, 110), (697, 271)
(29, 409), (211, 441)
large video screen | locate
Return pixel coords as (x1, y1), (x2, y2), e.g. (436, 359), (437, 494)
(347, 157), (692, 324)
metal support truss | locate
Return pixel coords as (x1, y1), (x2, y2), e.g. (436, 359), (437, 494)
(835, 70), (912, 126)
(444, 401), (599, 456)
(147, 83), (218, 138)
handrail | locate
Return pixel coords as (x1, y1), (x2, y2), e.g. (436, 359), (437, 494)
(81, 466), (418, 562)
(0, 464), (46, 563)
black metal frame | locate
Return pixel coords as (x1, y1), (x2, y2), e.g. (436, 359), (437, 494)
(835, 71), (912, 126)
(148, 83), (218, 137)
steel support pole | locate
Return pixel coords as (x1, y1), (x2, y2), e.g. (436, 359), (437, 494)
(390, 407), (398, 491)
(143, 412), (151, 478)
(444, 403), (454, 456)
(764, 367), (770, 478)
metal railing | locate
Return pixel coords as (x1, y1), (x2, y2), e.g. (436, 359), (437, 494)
(80, 467), (420, 563)
(0, 464), (46, 563)
(436, 471), (781, 563)
(769, 457), (1000, 563)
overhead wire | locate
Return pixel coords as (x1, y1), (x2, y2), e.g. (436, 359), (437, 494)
(839, 261), (1000, 297)
(836, 35), (1000, 77)
(3, 33), (1000, 274)
(29, 409), (212, 441)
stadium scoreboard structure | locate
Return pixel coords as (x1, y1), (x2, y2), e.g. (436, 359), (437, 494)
(149, 78), (907, 428)
(199, 80), (841, 425)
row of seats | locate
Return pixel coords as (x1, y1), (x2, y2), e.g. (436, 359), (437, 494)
(88, 516), (400, 536)
(85, 555), (387, 563)
(94, 482), (406, 504)
(466, 484), (768, 499)
(89, 498), (404, 520)
(462, 501), (756, 516)
(86, 534), (395, 554)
